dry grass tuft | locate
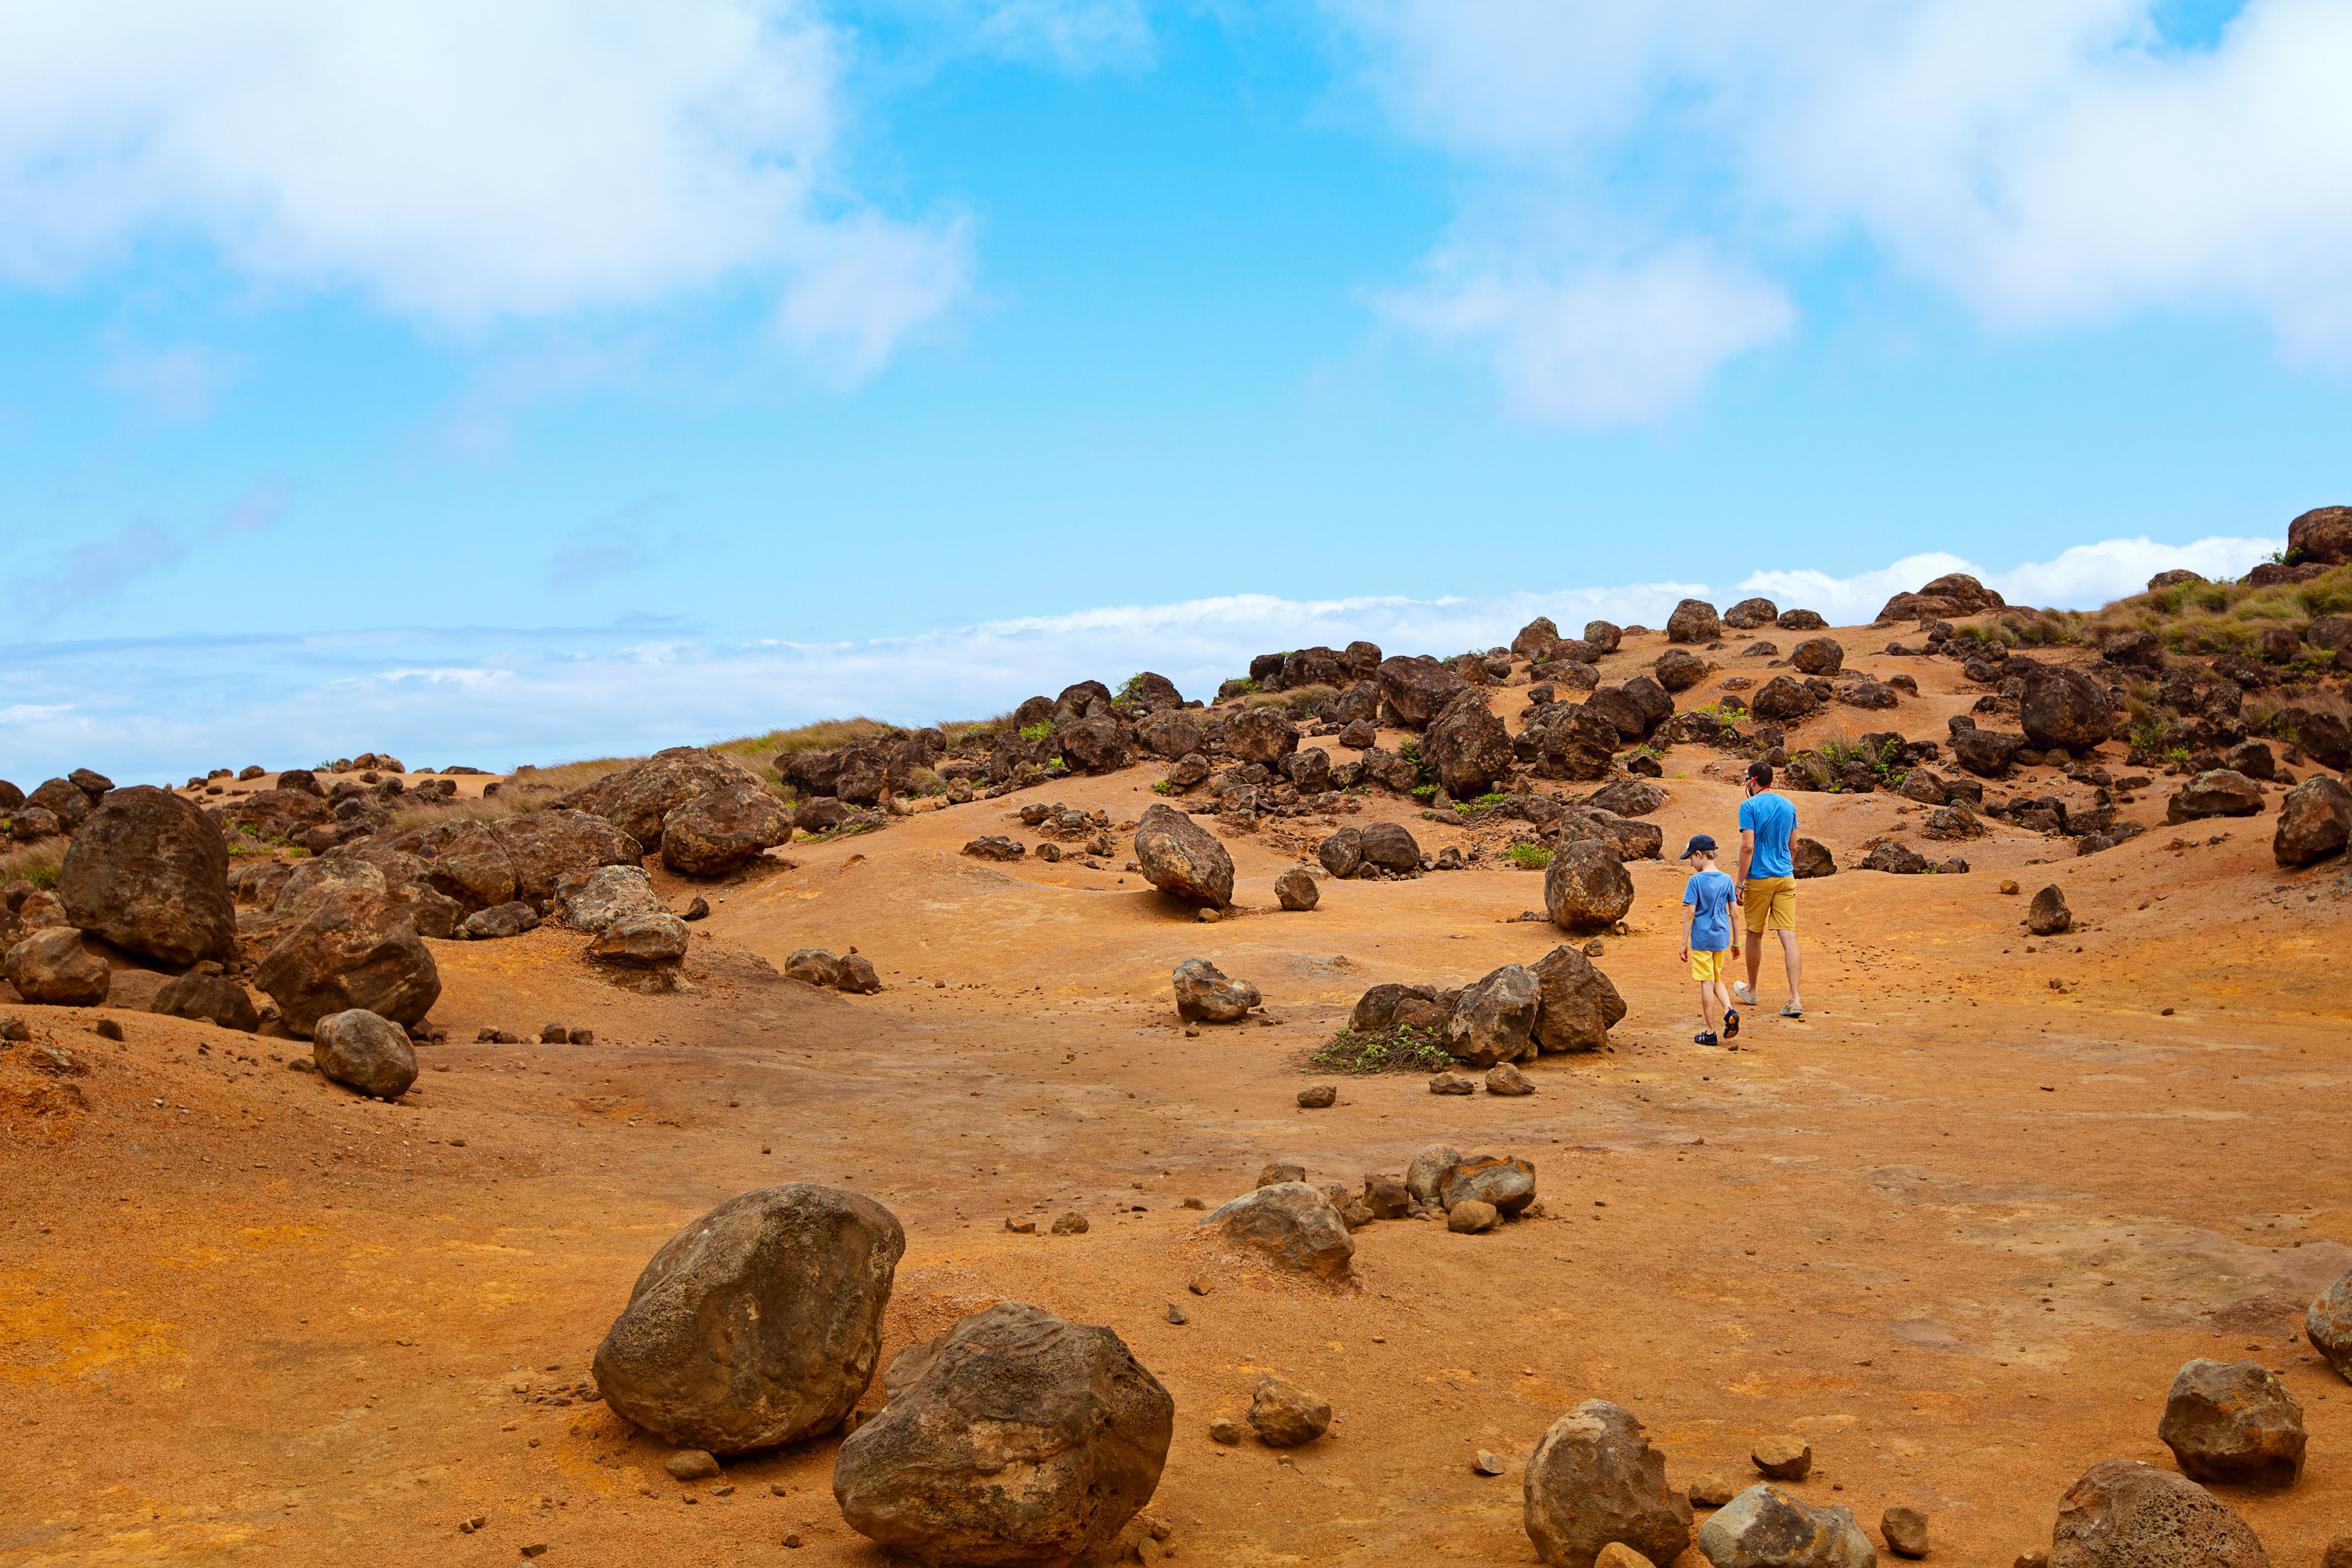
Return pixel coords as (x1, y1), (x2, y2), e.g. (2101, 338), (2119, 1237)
(0, 837), (66, 889)
(2082, 564), (2352, 654)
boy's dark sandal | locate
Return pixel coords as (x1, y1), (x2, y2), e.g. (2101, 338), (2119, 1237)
(1724, 1009), (1740, 1039)
(1694, 1030), (1719, 1046)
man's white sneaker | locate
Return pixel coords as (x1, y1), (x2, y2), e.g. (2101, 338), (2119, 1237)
(1732, 983), (1758, 1006)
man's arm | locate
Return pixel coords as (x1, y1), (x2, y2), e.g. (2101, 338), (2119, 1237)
(1737, 829), (1755, 889)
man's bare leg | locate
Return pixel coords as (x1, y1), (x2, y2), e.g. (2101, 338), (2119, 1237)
(1778, 930), (1803, 1013)
(1738, 937), (1763, 1005)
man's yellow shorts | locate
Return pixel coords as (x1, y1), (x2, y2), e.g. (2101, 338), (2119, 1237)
(1743, 876), (1797, 933)
(1690, 948), (1730, 982)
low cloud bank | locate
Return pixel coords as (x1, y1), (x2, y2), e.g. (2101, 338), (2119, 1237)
(0, 533), (2274, 783)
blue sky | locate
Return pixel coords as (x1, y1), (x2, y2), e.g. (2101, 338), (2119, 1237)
(2, 0), (2345, 781)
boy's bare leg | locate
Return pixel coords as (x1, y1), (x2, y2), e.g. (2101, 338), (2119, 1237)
(1778, 931), (1803, 1010)
(1697, 982), (1721, 1036)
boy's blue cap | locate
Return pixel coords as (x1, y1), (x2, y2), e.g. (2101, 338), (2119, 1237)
(1680, 834), (1717, 859)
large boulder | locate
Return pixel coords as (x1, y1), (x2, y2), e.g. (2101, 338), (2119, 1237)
(1790, 638), (1844, 677)
(2021, 666), (2117, 753)
(2168, 770), (2265, 823)
(26, 778), (93, 832)
(2307, 1267), (2352, 1378)
(254, 888), (440, 1033)
(1513, 617), (1561, 658)
(1545, 842), (1634, 932)
(2288, 505), (2352, 566)
(834, 1301), (1172, 1568)
(587, 911), (692, 967)
(1122, 672), (1185, 713)
(595, 1185), (904, 1455)
(1582, 620), (1623, 654)
(1133, 804), (1233, 908)
(1442, 964), (1539, 1067)
(1777, 608), (1826, 631)
(2048, 1460), (2269, 1568)
(1749, 676), (1820, 723)
(1223, 707), (1301, 766)
(1951, 728), (2024, 778)
(58, 786), (235, 968)
(311, 1009), (419, 1098)
(1134, 710), (1204, 761)
(1358, 821), (1422, 873)
(1522, 1400), (1693, 1568)
(1539, 706), (1619, 780)
(1721, 597), (1778, 630)
(1587, 780), (1666, 818)
(2274, 777), (2352, 867)
(2027, 884), (2072, 936)
(554, 864), (664, 932)
(1654, 648), (1710, 692)
(2158, 1359), (2305, 1489)
(1205, 1183), (1355, 1280)
(1529, 944), (1626, 1052)
(151, 973), (260, 1031)
(1875, 572), (2004, 624)
(1281, 646), (1351, 691)
(1442, 1154), (1536, 1216)
(560, 747), (766, 851)
(1057, 715), (1134, 774)
(1172, 958), (1258, 1023)
(222, 787), (334, 842)
(1317, 827), (1363, 880)
(485, 810), (642, 902)
(1426, 691), (1515, 799)
(1697, 1485), (1875, 1568)
(1666, 599), (1721, 644)
(1556, 810), (1662, 864)
(1377, 656), (1470, 729)
(660, 785), (794, 876)
(2, 927), (111, 1006)
(407, 819), (518, 909)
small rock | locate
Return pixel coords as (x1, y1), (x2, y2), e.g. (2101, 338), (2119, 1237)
(1005, 1217), (1037, 1234)
(92, 1017), (124, 1041)
(1209, 1417), (1242, 1446)
(1172, 957), (1259, 1023)
(1752, 1436), (1811, 1480)
(1257, 1163), (1305, 1187)
(2026, 884), (2071, 936)
(664, 1449), (722, 1481)
(1485, 1063), (1536, 1096)
(1999, 880), (2021, 895)
(312, 1009), (418, 1099)
(1297, 1084), (1336, 1109)
(1429, 1071), (1476, 1095)
(1698, 1485), (1874, 1568)
(568, 1027), (594, 1046)
(1050, 1211), (1089, 1235)
(1882, 1505), (1929, 1559)
(682, 896), (710, 921)
(1472, 1450), (1506, 1476)
(1688, 1473), (1739, 1507)
(1179, 1196), (1205, 1211)
(541, 1023), (569, 1044)
(1166, 1303), (1186, 1325)
(1206, 1183), (1354, 1280)
(1248, 1376), (1331, 1447)
(1596, 1548), (1657, 1568)
(1273, 867), (1319, 911)
(1448, 1200), (1498, 1234)
(2158, 1358), (2304, 1488)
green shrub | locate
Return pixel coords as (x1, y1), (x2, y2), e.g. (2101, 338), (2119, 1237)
(1307, 1025), (1453, 1075)
(1019, 722), (1054, 743)
(1507, 844), (1552, 870)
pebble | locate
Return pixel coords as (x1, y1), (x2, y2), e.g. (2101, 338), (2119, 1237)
(1297, 1084), (1336, 1109)
(2326, 1537), (2352, 1568)
(1882, 1506), (1929, 1559)
(1209, 1417), (1243, 1446)
(1594, 1547), (1655, 1568)
(1687, 1473), (1738, 1507)
(1448, 1200), (1498, 1234)
(1472, 1450), (1506, 1476)
(782, 1532), (804, 1548)
(1429, 1071), (1476, 1095)
(1005, 1217), (1037, 1234)
(663, 1449), (722, 1482)
(1050, 1212), (1089, 1235)
(1752, 1436), (1811, 1480)
(1167, 1303), (1188, 1325)
(94, 1018), (124, 1041)
(1188, 1278), (1212, 1295)
(1485, 1063), (1536, 1096)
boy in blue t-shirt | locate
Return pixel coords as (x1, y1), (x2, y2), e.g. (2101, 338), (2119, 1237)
(1679, 834), (1741, 1046)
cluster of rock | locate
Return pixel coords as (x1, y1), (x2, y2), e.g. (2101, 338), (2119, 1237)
(1346, 945), (1626, 1063)
(589, 1183), (1173, 1567)
(557, 747), (806, 877)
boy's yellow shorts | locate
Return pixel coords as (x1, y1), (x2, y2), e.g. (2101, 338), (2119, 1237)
(1690, 949), (1730, 982)
(1743, 876), (1797, 932)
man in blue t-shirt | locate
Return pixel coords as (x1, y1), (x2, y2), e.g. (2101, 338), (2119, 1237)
(1734, 760), (1805, 1019)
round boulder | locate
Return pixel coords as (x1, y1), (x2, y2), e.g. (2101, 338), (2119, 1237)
(1654, 649), (1710, 692)
(2049, 1460), (2268, 1568)
(1172, 957), (1259, 1023)
(597, 1185), (903, 1456)
(1442, 1154), (1536, 1216)
(834, 1301), (1172, 1568)
(1134, 804), (1234, 908)
(2, 927), (111, 1006)
(1359, 820), (1423, 873)
(1273, 868), (1319, 911)
(2158, 1359), (2305, 1488)
(2021, 666), (2117, 753)
(1205, 1183), (1354, 1280)
(1248, 1376), (1331, 1447)
(58, 785), (235, 968)
(660, 785), (793, 877)
(1544, 842), (1634, 932)
(1523, 1400), (1692, 1568)
(254, 888), (441, 1033)
(1790, 638), (1845, 677)
(1583, 620), (1623, 654)
(312, 1009), (418, 1098)
(2274, 777), (2352, 867)
(2168, 771), (2265, 823)
(1666, 599), (1721, 644)
(1697, 1485), (1875, 1568)
(2288, 505), (2352, 566)
(1776, 609), (1826, 631)
(1223, 707), (1301, 766)
(1375, 655), (1470, 729)
(1750, 676), (1820, 723)
(1722, 597), (1779, 631)
(2027, 884), (2072, 936)
(1426, 691), (1515, 798)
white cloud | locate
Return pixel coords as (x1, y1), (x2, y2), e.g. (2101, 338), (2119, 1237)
(1330, 0), (2352, 413)
(0, 1), (964, 367)
(974, 0), (1156, 70)
(0, 534), (2280, 782)
(1378, 247), (1793, 425)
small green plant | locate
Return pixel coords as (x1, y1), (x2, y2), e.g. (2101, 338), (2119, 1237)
(1410, 783), (1437, 801)
(23, 863), (59, 890)
(1225, 676), (1261, 696)
(1152, 780), (1184, 796)
(1507, 843), (1553, 870)
(2166, 745), (2192, 764)
(1307, 1025), (1454, 1076)
(1018, 721), (1054, 743)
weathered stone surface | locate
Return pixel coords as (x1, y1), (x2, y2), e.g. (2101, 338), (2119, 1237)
(1358, 820), (1422, 873)
(1350, 982), (1436, 1032)
(661, 785), (794, 876)
(1172, 957), (1258, 1023)
(1529, 944), (1626, 1052)
(406, 819), (518, 910)
(1582, 621), (1623, 654)
(1134, 804), (1234, 908)
(1443, 964), (1539, 1067)
(1750, 676), (1820, 723)
(962, 835), (1027, 862)
(1790, 638), (1844, 677)
(1880, 1507), (1928, 1560)
(1697, 1485), (1875, 1568)
(2168, 770), (2265, 823)
(2158, 1359), (2305, 1488)
(1751, 1438), (1811, 1480)
(1667, 600), (1721, 644)
(1135, 710), (1204, 761)
(1057, 715), (1134, 774)
(1205, 1183), (1354, 1280)
(560, 747), (766, 850)
(1792, 839), (1837, 879)
(1224, 708), (1302, 766)
(1487, 1061), (1536, 1095)
(2027, 884), (2071, 935)
(553, 864), (663, 933)
(2274, 777), (2352, 867)
(596, 1184), (904, 1455)
(1317, 827), (1363, 879)
(1123, 672), (1186, 714)
(1654, 649), (1711, 692)
(461, 900), (541, 940)
(255, 889), (440, 1033)
(786, 949), (846, 988)
(311, 1009), (418, 1098)
(2309, 1267), (2352, 1379)
(487, 810), (643, 903)
(1377, 655), (1471, 729)
(1777, 609), (1826, 631)
(150, 972), (260, 1031)
(1443, 1155), (1536, 1216)
(1430, 1071), (1477, 1096)
(1274, 868), (1319, 911)
(26, 778), (93, 831)
(834, 1300), (1171, 1568)
(2289, 505), (2352, 565)
(2021, 666), (2117, 753)
(1513, 617), (1562, 658)
(1588, 780), (1667, 818)
(1427, 690), (1516, 799)
(1523, 1400), (1694, 1568)
(2049, 1460), (2269, 1568)
(587, 911), (691, 967)
(58, 786), (235, 968)
(1952, 728), (2024, 777)
(1406, 1144), (1461, 1207)
(1722, 598), (1779, 631)
(1448, 1197), (1497, 1229)
(3, 927), (111, 1006)
(1248, 1376), (1330, 1447)
(1545, 842), (1634, 932)
(1875, 571), (2005, 624)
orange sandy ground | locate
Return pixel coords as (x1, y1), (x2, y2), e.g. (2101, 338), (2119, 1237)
(4, 626), (2350, 1566)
